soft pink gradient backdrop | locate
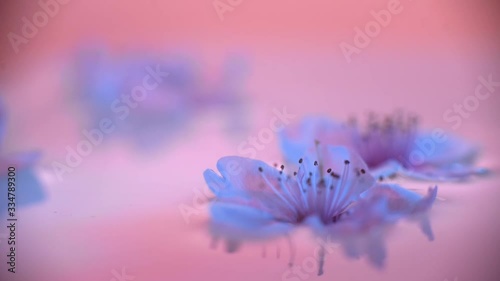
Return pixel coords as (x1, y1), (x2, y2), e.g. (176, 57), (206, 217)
(0, 0), (499, 280)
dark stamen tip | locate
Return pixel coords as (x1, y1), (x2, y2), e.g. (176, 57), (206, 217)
(314, 161), (318, 166)
(293, 172), (297, 176)
(326, 168), (332, 173)
(344, 160), (350, 165)
(258, 167), (263, 172)
(379, 176), (384, 181)
(298, 158), (303, 164)
(360, 169), (366, 174)
(280, 165), (285, 170)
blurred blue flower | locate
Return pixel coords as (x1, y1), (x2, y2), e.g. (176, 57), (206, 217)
(71, 47), (248, 148)
(0, 100), (44, 212)
(0, 99), (40, 174)
(279, 114), (488, 181)
(203, 145), (437, 274)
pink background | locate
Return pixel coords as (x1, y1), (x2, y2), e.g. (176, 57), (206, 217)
(1, 0), (499, 280)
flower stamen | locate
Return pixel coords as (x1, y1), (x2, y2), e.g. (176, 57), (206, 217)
(258, 167), (298, 216)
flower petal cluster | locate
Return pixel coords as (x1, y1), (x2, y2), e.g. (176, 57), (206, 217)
(204, 145), (437, 272)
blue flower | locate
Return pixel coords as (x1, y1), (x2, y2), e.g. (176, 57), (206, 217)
(203, 145), (437, 274)
(0, 100), (44, 211)
(0, 99), (40, 173)
(72, 47), (248, 148)
(279, 114), (488, 181)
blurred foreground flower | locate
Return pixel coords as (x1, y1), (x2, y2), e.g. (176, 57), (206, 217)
(279, 113), (488, 181)
(70, 47), (249, 148)
(203, 145), (437, 274)
(0, 100), (44, 211)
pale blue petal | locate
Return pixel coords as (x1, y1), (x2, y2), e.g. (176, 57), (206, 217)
(210, 202), (294, 240)
(361, 184), (438, 240)
(203, 168), (227, 195)
(361, 184), (438, 219)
